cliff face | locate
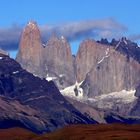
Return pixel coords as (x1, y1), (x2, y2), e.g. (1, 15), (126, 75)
(77, 39), (140, 97)
(16, 21), (43, 76)
(42, 35), (75, 89)
(16, 22), (75, 89)
(16, 21), (140, 97)
(76, 39), (112, 82)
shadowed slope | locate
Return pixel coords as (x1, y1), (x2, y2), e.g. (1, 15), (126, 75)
(35, 124), (140, 140)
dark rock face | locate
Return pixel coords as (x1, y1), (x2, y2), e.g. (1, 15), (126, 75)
(104, 112), (140, 124)
(98, 37), (140, 63)
(0, 54), (96, 133)
(77, 39), (140, 97)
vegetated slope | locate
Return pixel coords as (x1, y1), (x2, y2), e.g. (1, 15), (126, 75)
(1, 124), (140, 140)
(35, 124), (140, 140)
(0, 127), (36, 140)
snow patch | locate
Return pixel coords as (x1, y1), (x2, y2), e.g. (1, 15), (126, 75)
(97, 48), (110, 64)
(115, 40), (121, 49)
(13, 71), (19, 74)
(46, 74), (57, 81)
(105, 48), (110, 55)
(59, 74), (65, 78)
(33, 74), (38, 77)
(123, 39), (128, 45)
(61, 81), (84, 99)
(61, 36), (64, 40)
(88, 90), (137, 109)
(27, 21), (36, 30)
(61, 35), (66, 43)
(42, 44), (46, 47)
(97, 55), (109, 64)
(62, 86), (137, 110)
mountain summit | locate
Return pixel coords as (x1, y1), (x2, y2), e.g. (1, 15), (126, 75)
(16, 22), (76, 89)
(16, 21), (140, 116)
(42, 34), (76, 89)
(16, 21), (43, 76)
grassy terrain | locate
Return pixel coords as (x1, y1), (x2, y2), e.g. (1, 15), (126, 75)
(0, 127), (37, 140)
(1, 124), (140, 140)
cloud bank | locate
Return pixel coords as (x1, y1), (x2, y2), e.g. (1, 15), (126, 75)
(128, 34), (140, 41)
(0, 18), (128, 51)
(0, 24), (22, 50)
(41, 18), (127, 41)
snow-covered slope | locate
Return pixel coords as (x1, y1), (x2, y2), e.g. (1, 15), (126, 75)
(88, 90), (136, 109)
(61, 82), (137, 114)
(60, 81), (84, 99)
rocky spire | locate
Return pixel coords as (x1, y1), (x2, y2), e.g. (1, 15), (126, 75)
(41, 33), (76, 89)
(16, 21), (43, 76)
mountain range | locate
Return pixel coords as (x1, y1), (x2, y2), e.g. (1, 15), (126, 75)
(0, 52), (96, 133)
(16, 21), (140, 116)
(0, 21), (140, 136)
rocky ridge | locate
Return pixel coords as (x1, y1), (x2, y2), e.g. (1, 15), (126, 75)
(16, 22), (75, 89)
(16, 21), (140, 118)
(78, 39), (140, 97)
(0, 52), (96, 133)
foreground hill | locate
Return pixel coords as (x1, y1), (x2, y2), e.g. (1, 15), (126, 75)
(0, 52), (96, 133)
(1, 124), (140, 140)
(35, 124), (140, 140)
(0, 127), (36, 140)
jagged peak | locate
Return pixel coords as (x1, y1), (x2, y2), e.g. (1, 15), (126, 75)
(60, 35), (68, 43)
(27, 20), (37, 26)
(61, 35), (65, 40)
(23, 20), (39, 32)
(48, 32), (59, 42)
(47, 33), (69, 46)
(80, 39), (96, 45)
(120, 37), (129, 45)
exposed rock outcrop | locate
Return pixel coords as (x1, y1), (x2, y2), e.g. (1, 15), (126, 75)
(98, 37), (140, 63)
(76, 39), (140, 97)
(16, 21), (140, 99)
(0, 54), (96, 133)
(42, 35), (76, 89)
(16, 22), (75, 89)
(16, 21), (43, 76)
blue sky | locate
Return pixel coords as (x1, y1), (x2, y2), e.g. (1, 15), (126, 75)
(0, 0), (140, 57)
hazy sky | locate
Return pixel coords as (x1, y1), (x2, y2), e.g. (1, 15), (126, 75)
(0, 0), (140, 57)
